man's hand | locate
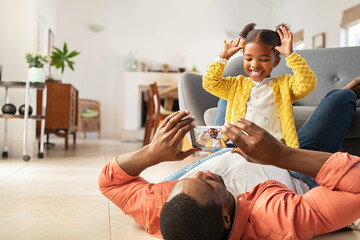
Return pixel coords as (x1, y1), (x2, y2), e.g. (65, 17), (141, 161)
(148, 110), (202, 164)
(274, 26), (293, 58)
(222, 118), (332, 178)
(221, 118), (284, 166)
(117, 111), (201, 176)
(219, 37), (243, 60)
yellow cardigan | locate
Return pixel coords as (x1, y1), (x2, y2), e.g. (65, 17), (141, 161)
(198, 133), (228, 148)
(202, 52), (317, 148)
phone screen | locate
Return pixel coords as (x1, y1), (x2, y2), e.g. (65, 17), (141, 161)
(189, 126), (236, 149)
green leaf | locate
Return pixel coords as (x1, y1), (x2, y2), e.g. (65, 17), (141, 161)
(53, 46), (62, 53)
(67, 51), (80, 58)
(67, 63), (75, 71)
(63, 43), (68, 54)
(50, 42), (80, 74)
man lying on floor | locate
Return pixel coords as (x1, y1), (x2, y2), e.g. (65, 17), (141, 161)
(99, 111), (360, 240)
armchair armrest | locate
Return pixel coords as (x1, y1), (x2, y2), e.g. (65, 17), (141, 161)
(178, 72), (219, 126)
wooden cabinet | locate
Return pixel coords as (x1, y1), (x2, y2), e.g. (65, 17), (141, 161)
(37, 82), (79, 149)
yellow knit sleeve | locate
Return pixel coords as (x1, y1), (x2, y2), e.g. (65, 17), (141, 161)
(285, 52), (317, 101)
(197, 133), (206, 145)
(202, 62), (238, 100)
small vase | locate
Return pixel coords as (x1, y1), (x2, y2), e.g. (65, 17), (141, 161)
(48, 66), (62, 82)
(27, 67), (45, 83)
(124, 50), (137, 71)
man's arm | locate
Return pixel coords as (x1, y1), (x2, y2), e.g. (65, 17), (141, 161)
(98, 111), (201, 238)
(118, 111), (201, 176)
(221, 118), (332, 178)
(223, 119), (360, 237)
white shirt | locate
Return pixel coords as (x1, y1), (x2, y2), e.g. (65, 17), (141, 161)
(245, 77), (284, 141)
(211, 139), (222, 148)
(179, 151), (309, 196)
(215, 56), (284, 141)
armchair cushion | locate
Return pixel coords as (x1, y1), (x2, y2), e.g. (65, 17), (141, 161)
(81, 109), (99, 118)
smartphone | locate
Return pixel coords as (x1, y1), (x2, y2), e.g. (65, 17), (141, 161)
(189, 126), (236, 149)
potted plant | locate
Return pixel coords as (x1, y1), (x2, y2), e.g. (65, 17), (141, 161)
(48, 42), (80, 82)
(25, 52), (49, 83)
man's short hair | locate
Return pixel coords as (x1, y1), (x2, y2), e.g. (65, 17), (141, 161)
(159, 193), (224, 240)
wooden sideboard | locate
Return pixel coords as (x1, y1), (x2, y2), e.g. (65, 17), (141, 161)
(37, 82), (79, 149)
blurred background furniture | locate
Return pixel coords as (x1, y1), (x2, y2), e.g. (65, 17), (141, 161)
(37, 82), (78, 150)
(159, 84), (178, 111)
(178, 47), (360, 156)
(143, 82), (173, 146)
(124, 71), (180, 130)
(143, 89), (154, 146)
(1, 81), (46, 161)
(78, 98), (101, 138)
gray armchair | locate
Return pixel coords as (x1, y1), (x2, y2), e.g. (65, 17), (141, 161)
(178, 47), (360, 155)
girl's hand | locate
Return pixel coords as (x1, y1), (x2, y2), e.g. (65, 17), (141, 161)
(274, 26), (293, 58)
(219, 37), (243, 60)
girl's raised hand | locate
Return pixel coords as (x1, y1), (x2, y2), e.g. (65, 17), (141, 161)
(274, 26), (293, 58)
(219, 37), (243, 60)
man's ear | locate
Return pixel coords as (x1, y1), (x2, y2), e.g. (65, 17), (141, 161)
(274, 56), (281, 68)
(222, 211), (232, 229)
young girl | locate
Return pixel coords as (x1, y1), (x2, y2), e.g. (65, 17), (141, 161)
(203, 23), (317, 148)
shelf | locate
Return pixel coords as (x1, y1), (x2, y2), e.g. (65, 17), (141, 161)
(0, 81), (47, 160)
(0, 114), (44, 120)
(0, 81), (46, 89)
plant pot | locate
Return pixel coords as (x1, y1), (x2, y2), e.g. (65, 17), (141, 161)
(27, 67), (45, 83)
(47, 66), (62, 82)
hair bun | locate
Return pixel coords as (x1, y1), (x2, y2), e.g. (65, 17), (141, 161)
(275, 23), (290, 34)
(239, 23), (256, 38)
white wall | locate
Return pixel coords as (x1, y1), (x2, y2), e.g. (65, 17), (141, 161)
(0, 0), (38, 80)
(54, 0), (273, 138)
(0, 0), (39, 157)
(271, 0), (359, 49)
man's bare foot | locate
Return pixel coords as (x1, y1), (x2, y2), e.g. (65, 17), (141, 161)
(342, 77), (360, 99)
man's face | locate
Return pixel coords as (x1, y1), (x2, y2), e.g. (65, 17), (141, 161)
(243, 42), (280, 82)
(167, 171), (232, 206)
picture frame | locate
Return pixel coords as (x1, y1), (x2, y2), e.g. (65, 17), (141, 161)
(293, 30), (305, 50)
(313, 32), (325, 48)
(189, 126), (236, 150)
(48, 29), (55, 55)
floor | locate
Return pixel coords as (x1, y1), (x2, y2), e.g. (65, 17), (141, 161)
(0, 137), (358, 240)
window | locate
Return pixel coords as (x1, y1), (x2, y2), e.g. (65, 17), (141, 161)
(340, 4), (360, 47)
(348, 22), (360, 46)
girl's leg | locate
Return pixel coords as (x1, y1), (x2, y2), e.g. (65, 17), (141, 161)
(290, 89), (356, 188)
(214, 98), (227, 126)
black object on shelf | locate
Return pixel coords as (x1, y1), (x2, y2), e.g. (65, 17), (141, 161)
(0, 81), (47, 161)
(19, 104), (33, 116)
(2, 103), (16, 114)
